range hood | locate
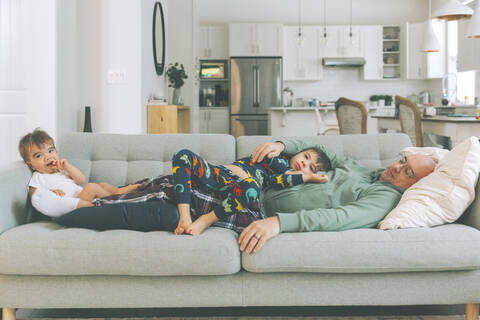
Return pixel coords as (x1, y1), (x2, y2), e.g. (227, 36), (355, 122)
(322, 57), (366, 67)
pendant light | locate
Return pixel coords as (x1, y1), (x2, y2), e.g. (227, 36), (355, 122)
(422, 0), (441, 52)
(296, 0), (305, 47)
(432, 0), (473, 21)
(321, 0), (328, 45)
(348, 0), (355, 45)
(466, 0), (480, 38)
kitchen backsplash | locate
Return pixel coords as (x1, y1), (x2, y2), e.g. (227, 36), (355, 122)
(285, 68), (442, 105)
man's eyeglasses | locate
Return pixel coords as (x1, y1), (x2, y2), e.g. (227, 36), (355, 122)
(398, 151), (416, 179)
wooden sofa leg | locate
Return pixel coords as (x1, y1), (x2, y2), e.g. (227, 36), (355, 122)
(466, 303), (479, 320)
(2, 308), (16, 320)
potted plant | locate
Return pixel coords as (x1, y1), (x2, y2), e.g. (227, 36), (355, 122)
(378, 95), (386, 107)
(369, 95), (379, 107)
(166, 62), (188, 105)
(384, 95), (393, 106)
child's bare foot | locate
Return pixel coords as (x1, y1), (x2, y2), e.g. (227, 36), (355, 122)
(186, 212), (218, 235)
(116, 183), (141, 194)
(174, 216), (192, 235)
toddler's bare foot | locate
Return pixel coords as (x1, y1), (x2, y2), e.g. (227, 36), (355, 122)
(186, 214), (217, 236)
(174, 216), (192, 235)
(116, 183), (142, 194)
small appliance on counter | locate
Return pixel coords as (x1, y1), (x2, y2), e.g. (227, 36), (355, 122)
(418, 90), (430, 105)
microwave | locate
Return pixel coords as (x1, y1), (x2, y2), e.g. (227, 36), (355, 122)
(199, 60), (228, 79)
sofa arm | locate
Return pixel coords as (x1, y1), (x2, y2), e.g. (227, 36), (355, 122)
(0, 161), (31, 234)
(462, 179), (480, 230)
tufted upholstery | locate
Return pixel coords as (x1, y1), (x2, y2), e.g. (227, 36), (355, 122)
(57, 133), (236, 187)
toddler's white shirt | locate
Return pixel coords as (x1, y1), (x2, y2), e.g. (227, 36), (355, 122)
(28, 171), (84, 217)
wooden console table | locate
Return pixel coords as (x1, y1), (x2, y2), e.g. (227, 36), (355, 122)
(147, 104), (190, 134)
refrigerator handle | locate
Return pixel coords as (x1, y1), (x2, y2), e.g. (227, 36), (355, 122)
(255, 66), (260, 107)
(252, 65), (257, 107)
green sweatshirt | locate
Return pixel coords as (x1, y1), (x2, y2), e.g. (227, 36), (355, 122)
(259, 139), (405, 232)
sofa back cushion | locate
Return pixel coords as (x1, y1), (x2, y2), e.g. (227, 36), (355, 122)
(236, 133), (412, 169)
(58, 133), (236, 186)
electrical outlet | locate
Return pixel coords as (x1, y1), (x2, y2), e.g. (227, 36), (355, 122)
(107, 69), (127, 84)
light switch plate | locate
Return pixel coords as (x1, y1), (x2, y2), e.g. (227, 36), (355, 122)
(107, 69), (126, 84)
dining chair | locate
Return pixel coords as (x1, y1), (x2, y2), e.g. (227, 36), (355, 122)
(334, 97), (368, 134)
(314, 108), (339, 135)
(395, 95), (424, 147)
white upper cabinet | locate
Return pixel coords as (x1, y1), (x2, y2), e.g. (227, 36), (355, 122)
(457, 20), (480, 72)
(322, 26), (363, 57)
(283, 26), (323, 81)
(229, 23), (283, 56)
(361, 25), (383, 80)
(406, 21), (446, 79)
(199, 25), (228, 59)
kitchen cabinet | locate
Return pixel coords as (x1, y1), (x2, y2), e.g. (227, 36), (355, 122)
(362, 25), (383, 80)
(322, 26), (362, 58)
(283, 26), (323, 81)
(457, 20), (480, 72)
(406, 21), (446, 79)
(229, 23), (283, 56)
(199, 107), (229, 134)
(199, 25), (228, 59)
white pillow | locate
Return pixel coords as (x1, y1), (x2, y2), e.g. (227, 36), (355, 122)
(378, 137), (480, 230)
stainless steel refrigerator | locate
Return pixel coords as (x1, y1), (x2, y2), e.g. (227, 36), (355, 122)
(230, 57), (282, 137)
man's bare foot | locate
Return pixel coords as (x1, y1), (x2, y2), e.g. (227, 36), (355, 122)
(116, 183), (141, 194)
(174, 216), (192, 235)
(186, 212), (218, 235)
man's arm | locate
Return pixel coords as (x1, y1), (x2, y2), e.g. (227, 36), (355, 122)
(278, 186), (402, 232)
(238, 185), (402, 253)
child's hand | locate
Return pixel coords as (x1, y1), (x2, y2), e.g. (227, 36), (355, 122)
(54, 158), (69, 171)
(305, 173), (329, 184)
(50, 189), (65, 197)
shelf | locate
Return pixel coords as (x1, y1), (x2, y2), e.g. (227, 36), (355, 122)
(200, 78), (229, 82)
(384, 64), (400, 67)
(383, 39), (400, 41)
(383, 51), (400, 54)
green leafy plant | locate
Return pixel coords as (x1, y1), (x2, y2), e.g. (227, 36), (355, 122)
(384, 95), (393, 106)
(369, 95), (379, 102)
(166, 63), (188, 89)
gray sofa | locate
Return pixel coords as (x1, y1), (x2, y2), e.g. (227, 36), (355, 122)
(1, 132), (480, 320)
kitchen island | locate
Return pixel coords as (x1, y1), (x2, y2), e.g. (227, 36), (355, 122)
(269, 105), (378, 136)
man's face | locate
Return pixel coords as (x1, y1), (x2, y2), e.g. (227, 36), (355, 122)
(289, 150), (320, 175)
(27, 143), (59, 174)
(380, 152), (435, 189)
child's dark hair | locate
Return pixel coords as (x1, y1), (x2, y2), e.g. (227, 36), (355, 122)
(304, 147), (331, 172)
(18, 128), (55, 163)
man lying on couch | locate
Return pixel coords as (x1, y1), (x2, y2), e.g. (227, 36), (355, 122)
(236, 140), (435, 253)
(57, 139), (436, 253)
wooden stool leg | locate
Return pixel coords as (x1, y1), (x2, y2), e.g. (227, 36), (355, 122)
(2, 308), (16, 320)
(466, 303), (479, 320)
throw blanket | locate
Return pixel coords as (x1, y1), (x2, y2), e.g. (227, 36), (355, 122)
(92, 174), (264, 233)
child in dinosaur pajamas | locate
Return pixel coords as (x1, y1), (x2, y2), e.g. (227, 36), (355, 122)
(171, 147), (331, 235)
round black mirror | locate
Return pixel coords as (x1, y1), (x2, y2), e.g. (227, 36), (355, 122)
(153, 2), (165, 76)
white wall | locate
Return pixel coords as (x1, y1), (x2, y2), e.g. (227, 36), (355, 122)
(199, 0), (429, 25)
(167, 0), (199, 132)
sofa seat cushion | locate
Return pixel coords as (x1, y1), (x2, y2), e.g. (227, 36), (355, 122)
(0, 222), (240, 276)
(242, 224), (480, 273)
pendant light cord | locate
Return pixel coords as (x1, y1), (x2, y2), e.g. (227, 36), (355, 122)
(298, 0), (302, 38)
(323, 0), (327, 38)
(349, 0), (353, 38)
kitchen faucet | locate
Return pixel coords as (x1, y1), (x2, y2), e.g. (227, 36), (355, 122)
(442, 73), (457, 105)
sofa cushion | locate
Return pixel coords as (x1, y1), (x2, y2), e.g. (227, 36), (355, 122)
(58, 133), (236, 187)
(242, 224), (480, 273)
(0, 222), (240, 276)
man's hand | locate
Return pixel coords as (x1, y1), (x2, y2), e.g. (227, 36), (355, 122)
(304, 173), (329, 184)
(238, 216), (280, 254)
(50, 189), (65, 197)
(251, 142), (285, 163)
